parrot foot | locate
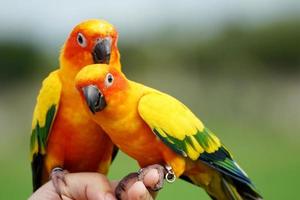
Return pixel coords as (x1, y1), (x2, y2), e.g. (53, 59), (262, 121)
(138, 164), (167, 191)
(115, 172), (139, 200)
(50, 167), (69, 198)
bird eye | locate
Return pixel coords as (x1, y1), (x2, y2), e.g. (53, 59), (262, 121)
(77, 33), (87, 47)
(105, 73), (114, 88)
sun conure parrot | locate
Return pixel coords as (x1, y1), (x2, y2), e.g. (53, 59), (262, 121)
(75, 64), (263, 200)
(30, 19), (121, 192)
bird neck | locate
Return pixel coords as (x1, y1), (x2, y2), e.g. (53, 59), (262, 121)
(59, 46), (122, 80)
(59, 58), (80, 83)
(102, 81), (144, 120)
(110, 48), (122, 71)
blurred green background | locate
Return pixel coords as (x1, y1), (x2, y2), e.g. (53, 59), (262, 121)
(0, 1), (299, 199)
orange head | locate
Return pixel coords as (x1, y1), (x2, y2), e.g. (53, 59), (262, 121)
(75, 64), (128, 114)
(60, 19), (121, 71)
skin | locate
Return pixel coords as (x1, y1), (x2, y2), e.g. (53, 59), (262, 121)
(32, 19), (121, 187)
(29, 169), (159, 200)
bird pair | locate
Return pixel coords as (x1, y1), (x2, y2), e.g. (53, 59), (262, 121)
(31, 19), (262, 200)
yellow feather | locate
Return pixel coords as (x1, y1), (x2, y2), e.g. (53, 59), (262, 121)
(186, 144), (200, 160)
(76, 19), (116, 36)
(138, 91), (221, 160)
(139, 92), (205, 140)
(31, 70), (61, 129)
(205, 131), (221, 153)
(190, 136), (203, 153)
(30, 70), (61, 158)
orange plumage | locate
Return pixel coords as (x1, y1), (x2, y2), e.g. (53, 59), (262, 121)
(30, 19), (120, 191)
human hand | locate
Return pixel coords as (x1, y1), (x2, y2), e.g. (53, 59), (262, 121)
(29, 170), (160, 200)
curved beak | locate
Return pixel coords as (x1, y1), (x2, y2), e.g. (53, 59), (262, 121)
(82, 85), (106, 114)
(92, 37), (112, 64)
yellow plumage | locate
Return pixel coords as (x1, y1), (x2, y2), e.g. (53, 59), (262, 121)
(138, 92), (221, 160)
(30, 70), (61, 156)
(31, 70), (61, 130)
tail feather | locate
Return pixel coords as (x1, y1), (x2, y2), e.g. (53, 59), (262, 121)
(221, 177), (243, 200)
(221, 175), (263, 200)
(181, 172), (262, 200)
(31, 153), (44, 191)
(181, 145), (262, 200)
(199, 146), (262, 200)
(229, 177), (263, 200)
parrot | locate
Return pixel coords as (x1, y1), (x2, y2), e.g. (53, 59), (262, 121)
(75, 64), (263, 200)
(30, 19), (121, 193)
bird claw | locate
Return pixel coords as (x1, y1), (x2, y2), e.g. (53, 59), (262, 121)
(50, 167), (69, 198)
(115, 164), (177, 199)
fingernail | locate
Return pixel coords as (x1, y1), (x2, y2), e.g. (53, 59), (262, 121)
(105, 193), (116, 200)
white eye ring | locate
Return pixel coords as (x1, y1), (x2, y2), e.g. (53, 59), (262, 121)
(105, 73), (114, 88)
(77, 33), (87, 47)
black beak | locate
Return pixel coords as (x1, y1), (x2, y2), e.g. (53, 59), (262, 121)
(92, 37), (112, 64)
(82, 85), (106, 114)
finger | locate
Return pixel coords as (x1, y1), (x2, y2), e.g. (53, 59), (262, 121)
(29, 181), (61, 200)
(61, 195), (73, 200)
(138, 164), (165, 191)
(61, 172), (116, 200)
(115, 173), (139, 200)
(141, 169), (159, 198)
(142, 169), (159, 188)
(127, 181), (153, 200)
(110, 180), (120, 192)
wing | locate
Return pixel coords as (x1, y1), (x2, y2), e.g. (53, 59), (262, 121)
(138, 92), (221, 160)
(138, 92), (257, 191)
(30, 70), (62, 191)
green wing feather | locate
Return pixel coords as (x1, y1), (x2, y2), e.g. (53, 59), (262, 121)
(30, 70), (61, 191)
